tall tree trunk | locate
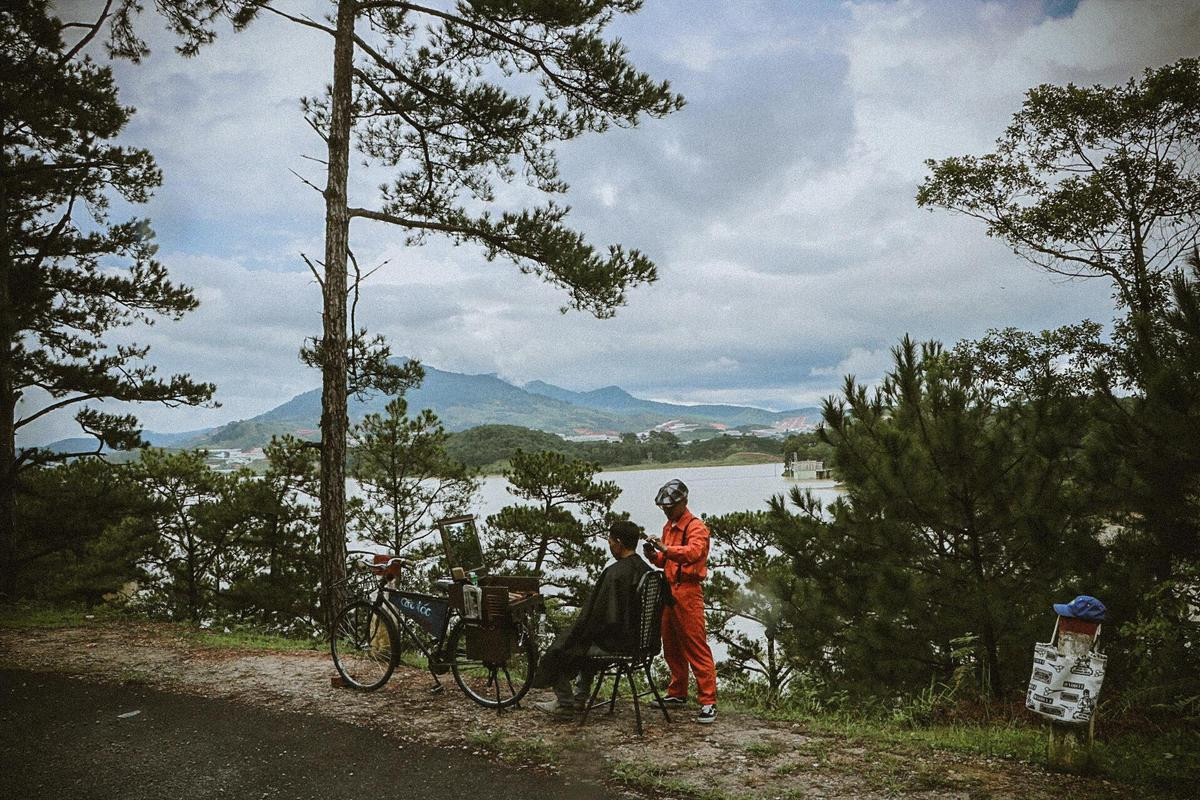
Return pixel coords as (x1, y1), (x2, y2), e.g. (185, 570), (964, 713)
(0, 139), (17, 600)
(317, 0), (356, 630)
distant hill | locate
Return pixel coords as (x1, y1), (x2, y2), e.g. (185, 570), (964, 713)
(523, 380), (814, 427)
(45, 362), (820, 451)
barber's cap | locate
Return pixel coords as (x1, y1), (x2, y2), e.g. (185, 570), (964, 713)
(655, 479), (688, 508)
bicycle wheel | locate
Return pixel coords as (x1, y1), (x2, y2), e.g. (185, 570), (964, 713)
(446, 617), (538, 709)
(331, 600), (398, 691)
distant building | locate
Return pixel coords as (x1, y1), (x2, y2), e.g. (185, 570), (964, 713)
(784, 457), (833, 480)
(564, 433), (621, 443)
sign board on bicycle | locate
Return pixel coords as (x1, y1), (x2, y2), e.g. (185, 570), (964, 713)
(386, 589), (450, 639)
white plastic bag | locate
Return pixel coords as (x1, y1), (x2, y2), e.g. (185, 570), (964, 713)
(462, 584), (482, 620)
(1026, 621), (1106, 724)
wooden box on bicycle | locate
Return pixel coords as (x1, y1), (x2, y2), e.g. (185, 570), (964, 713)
(448, 575), (542, 665)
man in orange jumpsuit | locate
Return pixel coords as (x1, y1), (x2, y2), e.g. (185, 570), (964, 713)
(643, 478), (717, 724)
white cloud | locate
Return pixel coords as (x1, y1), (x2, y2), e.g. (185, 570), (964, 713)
(21, 1), (1200, 444)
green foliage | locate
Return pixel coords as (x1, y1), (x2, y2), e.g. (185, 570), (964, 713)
(780, 431), (831, 465)
(11, 459), (154, 602)
(486, 449), (619, 605)
(917, 58), (1200, 729)
(349, 398), (478, 578)
(125, 449), (251, 622)
(219, 436), (322, 633)
(1, 0), (215, 598)
(795, 336), (1102, 697)
(302, 1), (685, 317)
(1, 0), (214, 465)
(444, 424), (573, 469)
(1077, 260), (1200, 703)
(706, 510), (807, 699)
(442, 424), (782, 471)
(918, 58), (1200, 319)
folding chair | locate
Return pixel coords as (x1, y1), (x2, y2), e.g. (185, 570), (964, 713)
(579, 569), (672, 735)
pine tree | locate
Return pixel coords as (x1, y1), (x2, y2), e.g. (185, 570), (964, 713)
(0, 1), (215, 596)
(239, 0), (682, 625)
(349, 397), (478, 573)
(222, 436), (323, 633)
(918, 58), (1200, 324)
(128, 449), (250, 622)
(486, 449), (618, 606)
(821, 336), (1101, 696)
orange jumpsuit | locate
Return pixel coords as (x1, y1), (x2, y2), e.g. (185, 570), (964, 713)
(647, 508), (717, 705)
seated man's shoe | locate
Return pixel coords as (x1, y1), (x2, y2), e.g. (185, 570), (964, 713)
(654, 695), (687, 709)
(696, 704), (717, 724)
(531, 697), (576, 717)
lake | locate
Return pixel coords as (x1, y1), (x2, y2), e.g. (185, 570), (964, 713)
(466, 462), (841, 533)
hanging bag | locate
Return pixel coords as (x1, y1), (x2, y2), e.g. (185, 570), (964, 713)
(1026, 618), (1106, 724)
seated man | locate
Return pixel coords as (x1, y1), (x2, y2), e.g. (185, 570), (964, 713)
(530, 519), (651, 716)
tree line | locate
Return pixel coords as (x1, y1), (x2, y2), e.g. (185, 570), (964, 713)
(442, 424), (819, 470)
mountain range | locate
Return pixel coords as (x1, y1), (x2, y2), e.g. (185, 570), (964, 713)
(50, 363), (820, 451)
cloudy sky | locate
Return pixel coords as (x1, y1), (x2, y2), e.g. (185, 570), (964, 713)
(23, 0), (1200, 443)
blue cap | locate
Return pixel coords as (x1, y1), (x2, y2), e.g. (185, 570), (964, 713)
(1053, 595), (1106, 622)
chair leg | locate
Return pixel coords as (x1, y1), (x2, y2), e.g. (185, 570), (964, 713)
(644, 662), (671, 723)
(606, 672), (620, 715)
(628, 669), (643, 736)
(580, 669), (607, 726)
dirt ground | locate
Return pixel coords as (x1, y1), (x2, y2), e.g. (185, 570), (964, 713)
(0, 622), (1132, 799)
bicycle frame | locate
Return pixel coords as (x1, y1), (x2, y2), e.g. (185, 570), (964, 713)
(366, 582), (456, 685)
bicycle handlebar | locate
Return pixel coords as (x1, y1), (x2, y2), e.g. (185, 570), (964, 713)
(347, 549), (416, 570)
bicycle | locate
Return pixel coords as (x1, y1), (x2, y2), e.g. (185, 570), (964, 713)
(329, 550), (542, 709)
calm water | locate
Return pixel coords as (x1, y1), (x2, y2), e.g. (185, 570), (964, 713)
(467, 462), (841, 533)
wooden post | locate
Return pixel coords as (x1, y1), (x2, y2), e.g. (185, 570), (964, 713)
(1047, 617), (1100, 773)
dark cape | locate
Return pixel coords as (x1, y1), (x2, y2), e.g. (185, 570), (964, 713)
(531, 555), (653, 688)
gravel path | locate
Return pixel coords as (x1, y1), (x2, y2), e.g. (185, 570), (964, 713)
(0, 622), (1129, 799)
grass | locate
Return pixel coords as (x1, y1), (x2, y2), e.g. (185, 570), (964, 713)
(0, 602), (127, 629)
(610, 759), (734, 800)
(744, 739), (786, 759)
(466, 728), (562, 765)
(179, 626), (320, 652)
(715, 690), (1199, 799)
(0, 602), (320, 653)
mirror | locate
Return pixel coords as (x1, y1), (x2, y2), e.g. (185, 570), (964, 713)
(436, 514), (485, 574)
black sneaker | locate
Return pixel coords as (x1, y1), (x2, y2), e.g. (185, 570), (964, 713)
(655, 695), (687, 709)
(696, 704), (716, 724)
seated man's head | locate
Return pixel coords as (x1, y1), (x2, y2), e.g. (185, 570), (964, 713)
(607, 519), (643, 557)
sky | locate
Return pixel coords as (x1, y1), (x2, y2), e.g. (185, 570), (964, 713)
(23, 0), (1200, 444)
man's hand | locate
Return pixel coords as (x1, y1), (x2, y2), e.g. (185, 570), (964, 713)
(643, 537), (665, 555)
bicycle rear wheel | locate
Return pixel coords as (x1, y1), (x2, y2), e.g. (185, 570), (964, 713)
(331, 600), (398, 691)
(446, 617), (538, 709)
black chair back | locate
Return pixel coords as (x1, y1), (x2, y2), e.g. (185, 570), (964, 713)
(635, 570), (667, 661)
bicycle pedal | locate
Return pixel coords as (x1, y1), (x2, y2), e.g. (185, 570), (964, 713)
(429, 685), (444, 694)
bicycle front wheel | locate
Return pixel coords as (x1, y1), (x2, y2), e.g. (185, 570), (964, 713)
(446, 617), (538, 709)
(331, 600), (398, 691)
